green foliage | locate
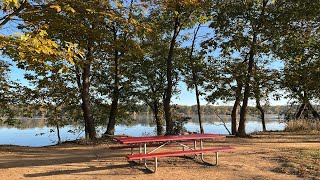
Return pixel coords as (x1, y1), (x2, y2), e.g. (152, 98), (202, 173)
(0, 59), (21, 125)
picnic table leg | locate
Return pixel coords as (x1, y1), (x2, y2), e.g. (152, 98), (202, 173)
(193, 140), (197, 159)
(155, 157), (158, 172)
(216, 152), (219, 165)
(200, 139), (218, 166)
(144, 143), (147, 165)
(200, 139), (204, 160)
(139, 143), (142, 163)
(143, 143), (158, 173)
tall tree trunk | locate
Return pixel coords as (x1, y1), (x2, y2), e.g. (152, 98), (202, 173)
(56, 125), (61, 144)
(81, 52), (96, 140)
(231, 97), (240, 135)
(256, 99), (266, 131)
(105, 48), (120, 135)
(164, 16), (180, 135)
(194, 82), (204, 134)
(153, 100), (163, 135)
(237, 34), (256, 137)
(231, 81), (242, 135)
(189, 24), (204, 134)
(105, 95), (119, 135)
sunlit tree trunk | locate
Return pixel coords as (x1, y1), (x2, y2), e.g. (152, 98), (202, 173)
(231, 97), (240, 135)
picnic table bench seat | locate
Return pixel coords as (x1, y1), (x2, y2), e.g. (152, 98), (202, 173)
(126, 146), (234, 172)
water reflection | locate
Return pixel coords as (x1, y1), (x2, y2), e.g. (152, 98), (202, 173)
(0, 114), (285, 147)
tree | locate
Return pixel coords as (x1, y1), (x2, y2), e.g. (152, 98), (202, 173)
(94, 0), (148, 135)
(252, 64), (278, 131)
(131, 39), (167, 135)
(149, 0), (206, 134)
(206, 0), (276, 137)
(182, 24), (207, 134)
(23, 64), (80, 144)
(11, 0), (115, 140)
(204, 58), (246, 135)
(271, 0), (320, 120)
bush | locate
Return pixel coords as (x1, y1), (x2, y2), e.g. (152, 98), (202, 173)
(172, 116), (191, 135)
(284, 119), (320, 132)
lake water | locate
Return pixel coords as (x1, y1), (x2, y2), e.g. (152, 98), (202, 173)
(0, 114), (286, 147)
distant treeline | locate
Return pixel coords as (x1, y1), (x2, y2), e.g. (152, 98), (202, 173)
(7, 104), (320, 122)
(7, 104), (319, 118)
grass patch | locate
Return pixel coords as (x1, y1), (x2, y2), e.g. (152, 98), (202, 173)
(276, 149), (320, 179)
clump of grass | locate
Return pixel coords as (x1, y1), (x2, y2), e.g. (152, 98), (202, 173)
(276, 149), (320, 179)
(297, 149), (320, 159)
(284, 119), (320, 132)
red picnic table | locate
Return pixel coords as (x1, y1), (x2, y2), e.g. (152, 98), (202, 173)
(113, 134), (234, 172)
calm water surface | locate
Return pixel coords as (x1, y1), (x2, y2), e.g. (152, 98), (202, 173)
(0, 114), (285, 147)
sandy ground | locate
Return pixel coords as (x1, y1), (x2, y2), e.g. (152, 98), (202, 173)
(0, 132), (319, 180)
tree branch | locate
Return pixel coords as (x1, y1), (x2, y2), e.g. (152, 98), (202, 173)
(0, 0), (29, 29)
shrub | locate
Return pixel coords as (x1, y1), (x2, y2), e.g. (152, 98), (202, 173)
(284, 119), (320, 132)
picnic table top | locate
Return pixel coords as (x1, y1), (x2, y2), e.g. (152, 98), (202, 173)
(114, 133), (225, 144)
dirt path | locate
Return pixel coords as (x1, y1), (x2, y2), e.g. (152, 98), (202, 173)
(0, 132), (319, 180)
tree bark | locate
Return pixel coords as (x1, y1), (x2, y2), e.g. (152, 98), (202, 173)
(105, 49), (120, 135)
(237, 34), (256, 137)
(194, 82), (204, 134)
(256, 99), (266, 131)
(231, 80), (242, 135)
(231, 97), (240, 135)
(153, 100), (163, 136)
(105, 97), (119, 135)
(81, 53), (96, 140)
(56, 125), (61, 144)
(164, 16), (180, 135)
(295, 103), (306, 119)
